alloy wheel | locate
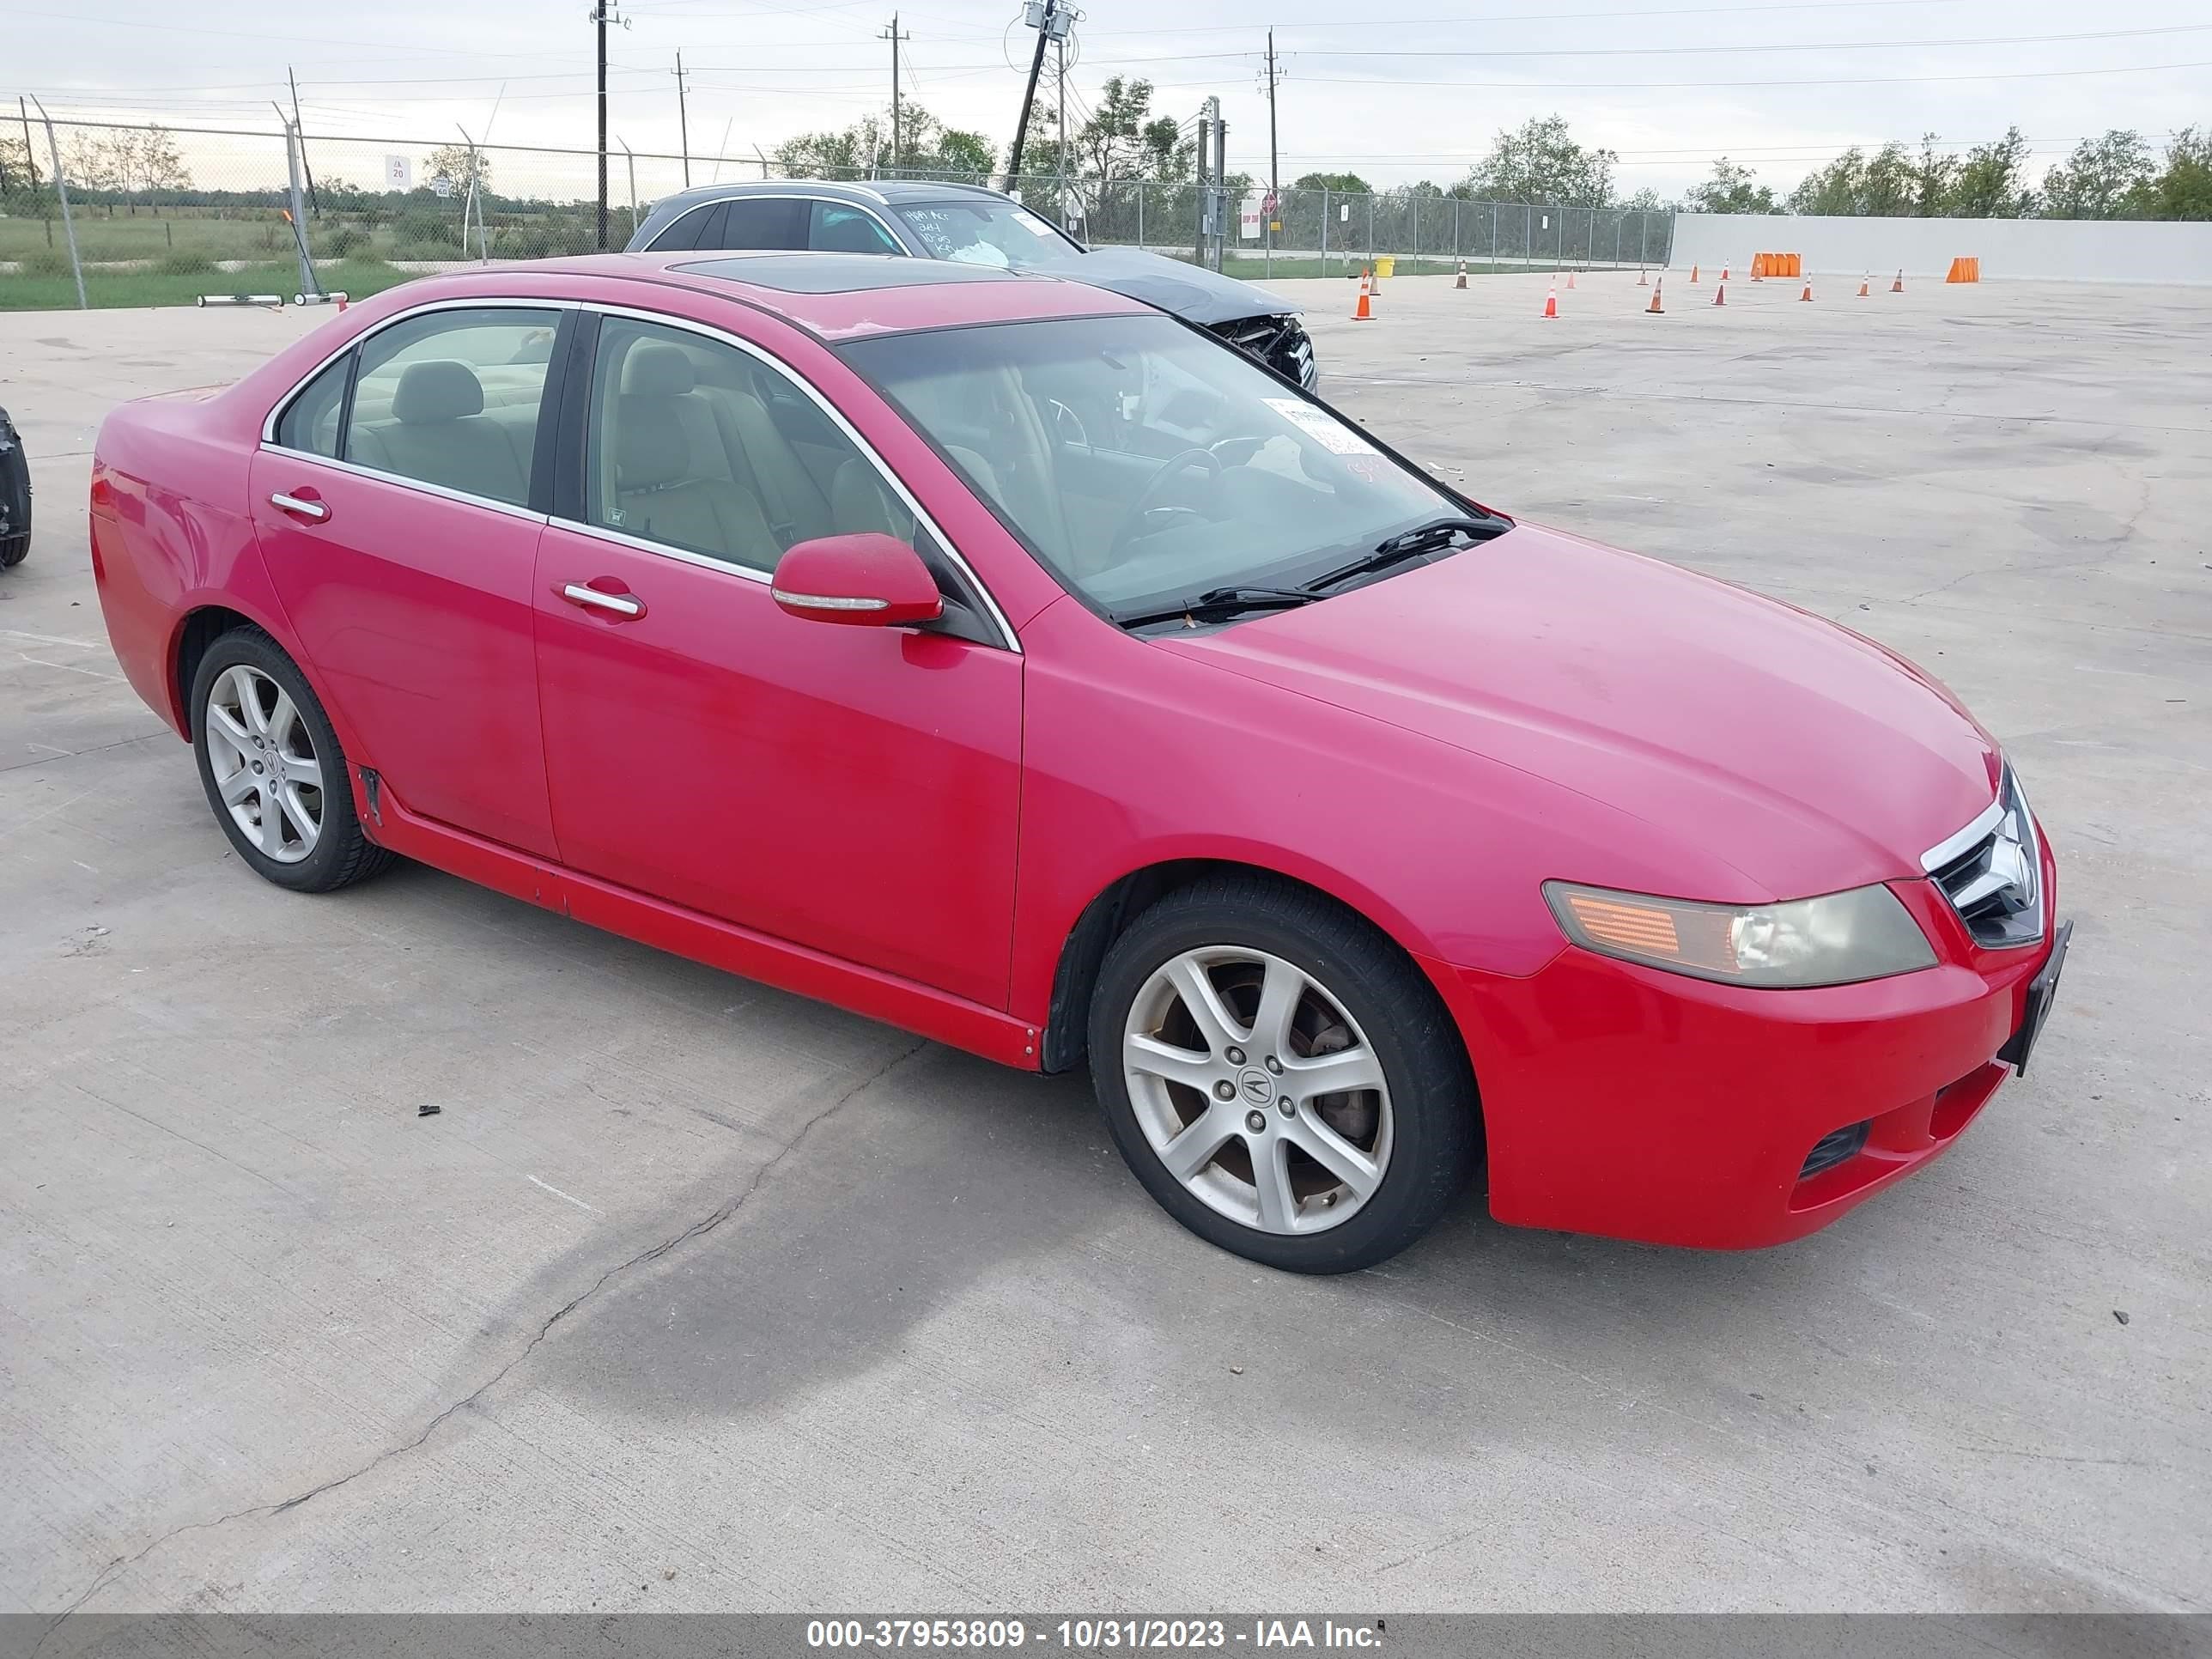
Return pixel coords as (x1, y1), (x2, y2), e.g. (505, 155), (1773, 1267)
(1121, 946), (1394, 1235)
(204, 664), (324, 864)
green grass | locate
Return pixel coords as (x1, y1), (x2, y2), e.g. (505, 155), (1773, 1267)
(0, 210), (300, 264)
(0, 258), (416, 312)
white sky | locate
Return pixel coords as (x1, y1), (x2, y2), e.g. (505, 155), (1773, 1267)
(11, 0), (2212, 198)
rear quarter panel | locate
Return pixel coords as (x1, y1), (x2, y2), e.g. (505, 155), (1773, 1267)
(92, 395), (298, 738)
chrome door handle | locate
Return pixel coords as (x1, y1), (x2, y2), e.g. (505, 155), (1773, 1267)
(270, 491), (329, 522)
(559, 582), (644, 618)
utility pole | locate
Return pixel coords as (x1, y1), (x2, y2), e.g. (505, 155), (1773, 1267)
(673, 50), (691, 186)
(591, 0), (624, 248)
(287, 66), (319, 215)
(1261, 30), (1283, 275)
(880, 15), (909, 173)
(1006, 0), (1069, 185)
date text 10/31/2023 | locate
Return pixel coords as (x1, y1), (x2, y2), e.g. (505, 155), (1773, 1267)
(806, 1619), (1389, 1649)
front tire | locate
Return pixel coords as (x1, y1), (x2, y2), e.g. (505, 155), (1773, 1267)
(1089, 874), (1480, 1273)
(190, 628), (394, 893)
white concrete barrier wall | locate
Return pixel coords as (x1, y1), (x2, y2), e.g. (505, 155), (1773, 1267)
(1666, 213), (2212, 285)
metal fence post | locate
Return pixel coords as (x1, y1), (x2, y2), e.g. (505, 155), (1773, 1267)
(1639, 213), (1649, 268)
(1366, 195), (1373, 264)
(282, 120), (319, 295)
(1320, 186), (1328, 276)
(1136, 178), (1144, 249)
(31, 102), (85, 309)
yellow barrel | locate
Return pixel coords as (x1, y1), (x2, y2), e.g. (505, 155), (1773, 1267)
(1375, 256), (1395, 280)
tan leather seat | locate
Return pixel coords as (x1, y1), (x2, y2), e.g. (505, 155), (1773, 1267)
(349, 360), (534, 506)
(613, 384), (780, 571)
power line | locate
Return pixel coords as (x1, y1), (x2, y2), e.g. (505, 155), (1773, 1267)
(1261, 21), (2212, 57)
(1271, 58), (2212, 88)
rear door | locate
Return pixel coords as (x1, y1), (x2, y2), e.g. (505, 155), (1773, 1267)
(250, 302), (568, 858)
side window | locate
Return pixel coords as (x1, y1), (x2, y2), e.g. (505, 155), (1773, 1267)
(340, 307), (560, 508)
(582, 316), (1000, 640)
(648, 201), (722, 252)
(713, 198), (806, 251)
(807, 201), (901, 255)
(273, 355), (349, 458)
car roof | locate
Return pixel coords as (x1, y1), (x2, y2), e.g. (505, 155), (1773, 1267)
(646, 178), (1008, 214)
(417, 251), (1152, 341)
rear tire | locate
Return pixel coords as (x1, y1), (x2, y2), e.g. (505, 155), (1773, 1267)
(190, 628), (395, 893)
(1088, 874), (1480, 1273)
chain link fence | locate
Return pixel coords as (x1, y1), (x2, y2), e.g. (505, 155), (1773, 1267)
(2, 117), (1674, 308)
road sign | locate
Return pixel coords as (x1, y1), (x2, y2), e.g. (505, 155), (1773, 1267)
(384, 155), (413, 191)
(1261, 190), (1279, 216)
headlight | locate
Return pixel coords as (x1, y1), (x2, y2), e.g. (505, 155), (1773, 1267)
(1542, 879), (1937, 988)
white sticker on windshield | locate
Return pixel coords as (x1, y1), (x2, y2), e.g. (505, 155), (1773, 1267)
(1015, 211), (1060, 236)
(1264, 397), (1378, 456)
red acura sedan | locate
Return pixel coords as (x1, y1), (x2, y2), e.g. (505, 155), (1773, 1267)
(89, 252), (2067, 1273)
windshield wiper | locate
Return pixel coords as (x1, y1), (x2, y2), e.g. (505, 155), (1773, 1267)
(1303, 515), (1505, 594)
(1117, 585), (1322, 630)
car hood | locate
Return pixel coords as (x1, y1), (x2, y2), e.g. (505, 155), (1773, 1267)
(1165, 522), (2002, 902)
(1057, 246), (1300, 326)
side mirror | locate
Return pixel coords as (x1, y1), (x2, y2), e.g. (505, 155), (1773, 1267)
(770, 532), (944, 628)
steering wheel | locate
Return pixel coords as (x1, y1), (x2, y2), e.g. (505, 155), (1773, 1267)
(1047, 398), (1092, 453)
(1109, 447), (1222, 556)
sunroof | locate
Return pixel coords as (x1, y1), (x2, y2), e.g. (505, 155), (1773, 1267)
(674, 254), (1029, 294)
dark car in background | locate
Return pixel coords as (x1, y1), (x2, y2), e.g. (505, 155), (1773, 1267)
(624, 179), (1319, 390)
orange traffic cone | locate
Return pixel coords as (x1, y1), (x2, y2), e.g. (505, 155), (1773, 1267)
(1455, 259), (1467, 289)
(1566, 269), (1577, 289)
(1352, 268), (1373, 319)
(336, 294), (348, 312)
(1800, 276), (1814, 301)
(1713, 281), (1726, 307)
(1690, 263), (1700, 284)
(1721, 262), (1731, 281)
(1638, 265), (1648, 286)
(1646, 277), (1664, 314)
(1541, 281), (1559, 319)
(1856, 273), (1869, 297)
(1891, 267), (1905, 293)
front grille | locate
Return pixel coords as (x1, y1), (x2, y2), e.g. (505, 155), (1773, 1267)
(1800, 1120), (1869, 1180)
(1921, 768), (2045, 949)
(1214, 314), (1318, 387)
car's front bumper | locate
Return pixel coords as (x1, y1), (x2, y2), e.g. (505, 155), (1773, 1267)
(1422, 856), (2063, 1249)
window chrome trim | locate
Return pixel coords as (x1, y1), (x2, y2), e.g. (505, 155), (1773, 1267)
(571, 299), (1020, 653)
(260, 443), (551, 524)
(546, 514), (775, 584)
(646, 191), (915, 258)
(258, 295), (574, 447)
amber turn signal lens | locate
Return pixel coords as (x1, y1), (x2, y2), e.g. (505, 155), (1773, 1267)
(1542, 879), (1937, 989)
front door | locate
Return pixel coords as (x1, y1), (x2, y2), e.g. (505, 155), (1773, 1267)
(531, 312), (1022, 1009)
(251, 303), (567, 858)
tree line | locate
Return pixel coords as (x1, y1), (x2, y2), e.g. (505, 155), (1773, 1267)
(1685, 128), (2211, 220)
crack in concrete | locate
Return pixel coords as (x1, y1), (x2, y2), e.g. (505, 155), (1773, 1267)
(30, 1036), (928, 1650)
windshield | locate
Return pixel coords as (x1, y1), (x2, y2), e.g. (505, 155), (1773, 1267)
(837, 314), (1471, 621)
(894, 199), (1091, 270)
